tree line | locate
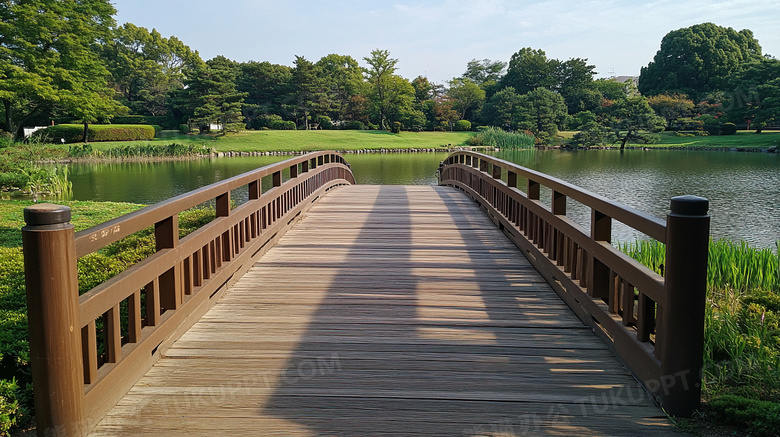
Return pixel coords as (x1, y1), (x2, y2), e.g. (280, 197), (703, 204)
(1, 1), (778, 145)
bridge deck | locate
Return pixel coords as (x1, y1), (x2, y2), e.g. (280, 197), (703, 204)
(89, 185), (675, 436)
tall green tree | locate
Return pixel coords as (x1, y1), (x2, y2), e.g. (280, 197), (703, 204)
(481, 87), (522, 129)
(180, 56), (246, 134)
(316, 54), (364, 123)
(516, 88), (567, 140)
(291, 56), (323, 130)
(0, 0), (120, 139)
(236, 61), (292, 127)
(462, 58), (506, 95)
(500, 48), (559, 95)
(101, 23), (200, 116)
(447, 78), (485, 120)
(639, 23), (763, 101)
(600, 96), (666, 149)
(556, 58), (600, 113)
(363, 49), (399, 130)
(725, 56), (780, 132)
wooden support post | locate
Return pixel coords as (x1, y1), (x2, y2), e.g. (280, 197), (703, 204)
(301, 160), (309, 174)
(507, 171), (518, 189)
(290, 163), (299, 179)
(216, 192), (230, 218)
(479, 159), (488, 173)
(155, 215), (181, 311)
(527, 180), (540, 200)
(22, 204), (86, 436)
(492, 164), (501, 180)
(588, 210), (611, 300)
(248, 180), (261, 200)
(658, 195), (709, 417)
(272, 171), (282, 187)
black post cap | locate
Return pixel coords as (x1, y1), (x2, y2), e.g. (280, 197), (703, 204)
(670, 195), (709, 216)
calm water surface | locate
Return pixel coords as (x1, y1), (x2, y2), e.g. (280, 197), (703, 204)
(67, 150), (780, 247)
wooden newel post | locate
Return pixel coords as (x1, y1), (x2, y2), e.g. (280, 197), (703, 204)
(22, 204), (86, 436)
(659, 195), (709, 417)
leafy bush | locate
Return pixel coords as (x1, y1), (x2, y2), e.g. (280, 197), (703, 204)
(0, 378), (25, 435)
(151, 125), (163, 136)
(249, 114), (283, 130)
(453, 120), (472, 131)
(178, 124), (190, 134)
(721, 122), (738, 135)
(341, 120), (366, 130)
(709, 395), (780, 436)
(31, 124), (83, 143)
(391, 121), (402, 133)
(316, 116), (334, 130)
(269, 120), (296, 130)
(34, 125), (156, 143)
(0, 132), (13, 149)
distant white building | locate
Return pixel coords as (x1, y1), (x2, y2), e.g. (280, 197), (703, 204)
(23, 126), (47, 138)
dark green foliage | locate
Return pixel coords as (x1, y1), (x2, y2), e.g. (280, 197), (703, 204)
(35, 125), (156, 143)
(341, 120), (366, 130)
(32, 125), (84, 143)
(721, 122), (738, 135)
(639, 23), (763, 101)
(269, 120), (296, 130)
(178, 124), (191, 134)
(572, 122), (617, 147)
(453, 120), (472, 131)
(391, 121), (402, 133)
(709, 395), (780, 436)
(151, 125), (163, 136)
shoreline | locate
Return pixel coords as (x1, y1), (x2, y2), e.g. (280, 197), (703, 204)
(35, 142), (779, 165)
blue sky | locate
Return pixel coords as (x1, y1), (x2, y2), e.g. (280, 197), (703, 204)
(111, 0), (780, 84)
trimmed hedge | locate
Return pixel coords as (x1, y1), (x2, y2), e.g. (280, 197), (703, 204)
(34, 124), (156, 143)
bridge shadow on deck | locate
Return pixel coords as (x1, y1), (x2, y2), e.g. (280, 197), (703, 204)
(257, 185), (674, 436)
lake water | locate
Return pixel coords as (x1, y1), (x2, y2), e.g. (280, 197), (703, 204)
(66, 150), (780, 248)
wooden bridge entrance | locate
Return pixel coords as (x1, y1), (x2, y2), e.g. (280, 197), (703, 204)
(22, 152), (708, 436)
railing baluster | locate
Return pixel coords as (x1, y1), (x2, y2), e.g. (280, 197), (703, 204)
(128, 291), (142, 343)
(105, 305), (121, 363)
(588, 210), (611, 300)
(145, 278), (161, 326)
(155, 215), (181, 311)
(82, 321), (98, 385)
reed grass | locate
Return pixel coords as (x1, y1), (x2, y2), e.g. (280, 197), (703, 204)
(475, 127), (535, 150)
(620, 238), (780, 434)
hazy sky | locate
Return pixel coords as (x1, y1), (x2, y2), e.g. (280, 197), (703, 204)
(110, 0), (780, 84)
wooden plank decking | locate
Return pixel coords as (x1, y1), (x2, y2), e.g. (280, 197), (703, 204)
(89, 185), (677, 436)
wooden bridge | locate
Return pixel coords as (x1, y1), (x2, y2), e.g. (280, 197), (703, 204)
(22, 151), (709, 436)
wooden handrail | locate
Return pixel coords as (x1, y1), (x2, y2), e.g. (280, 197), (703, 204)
(22, 151), (355, 436)
(439, 151), (709, 417)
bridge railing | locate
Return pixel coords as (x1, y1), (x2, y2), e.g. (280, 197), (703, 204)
(22, 151), (355, 436)
(439, 151), (709, 417)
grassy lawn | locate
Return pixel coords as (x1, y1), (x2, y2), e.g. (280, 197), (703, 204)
(52, 130), (476, 153)
(640, 130), (780, 149)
